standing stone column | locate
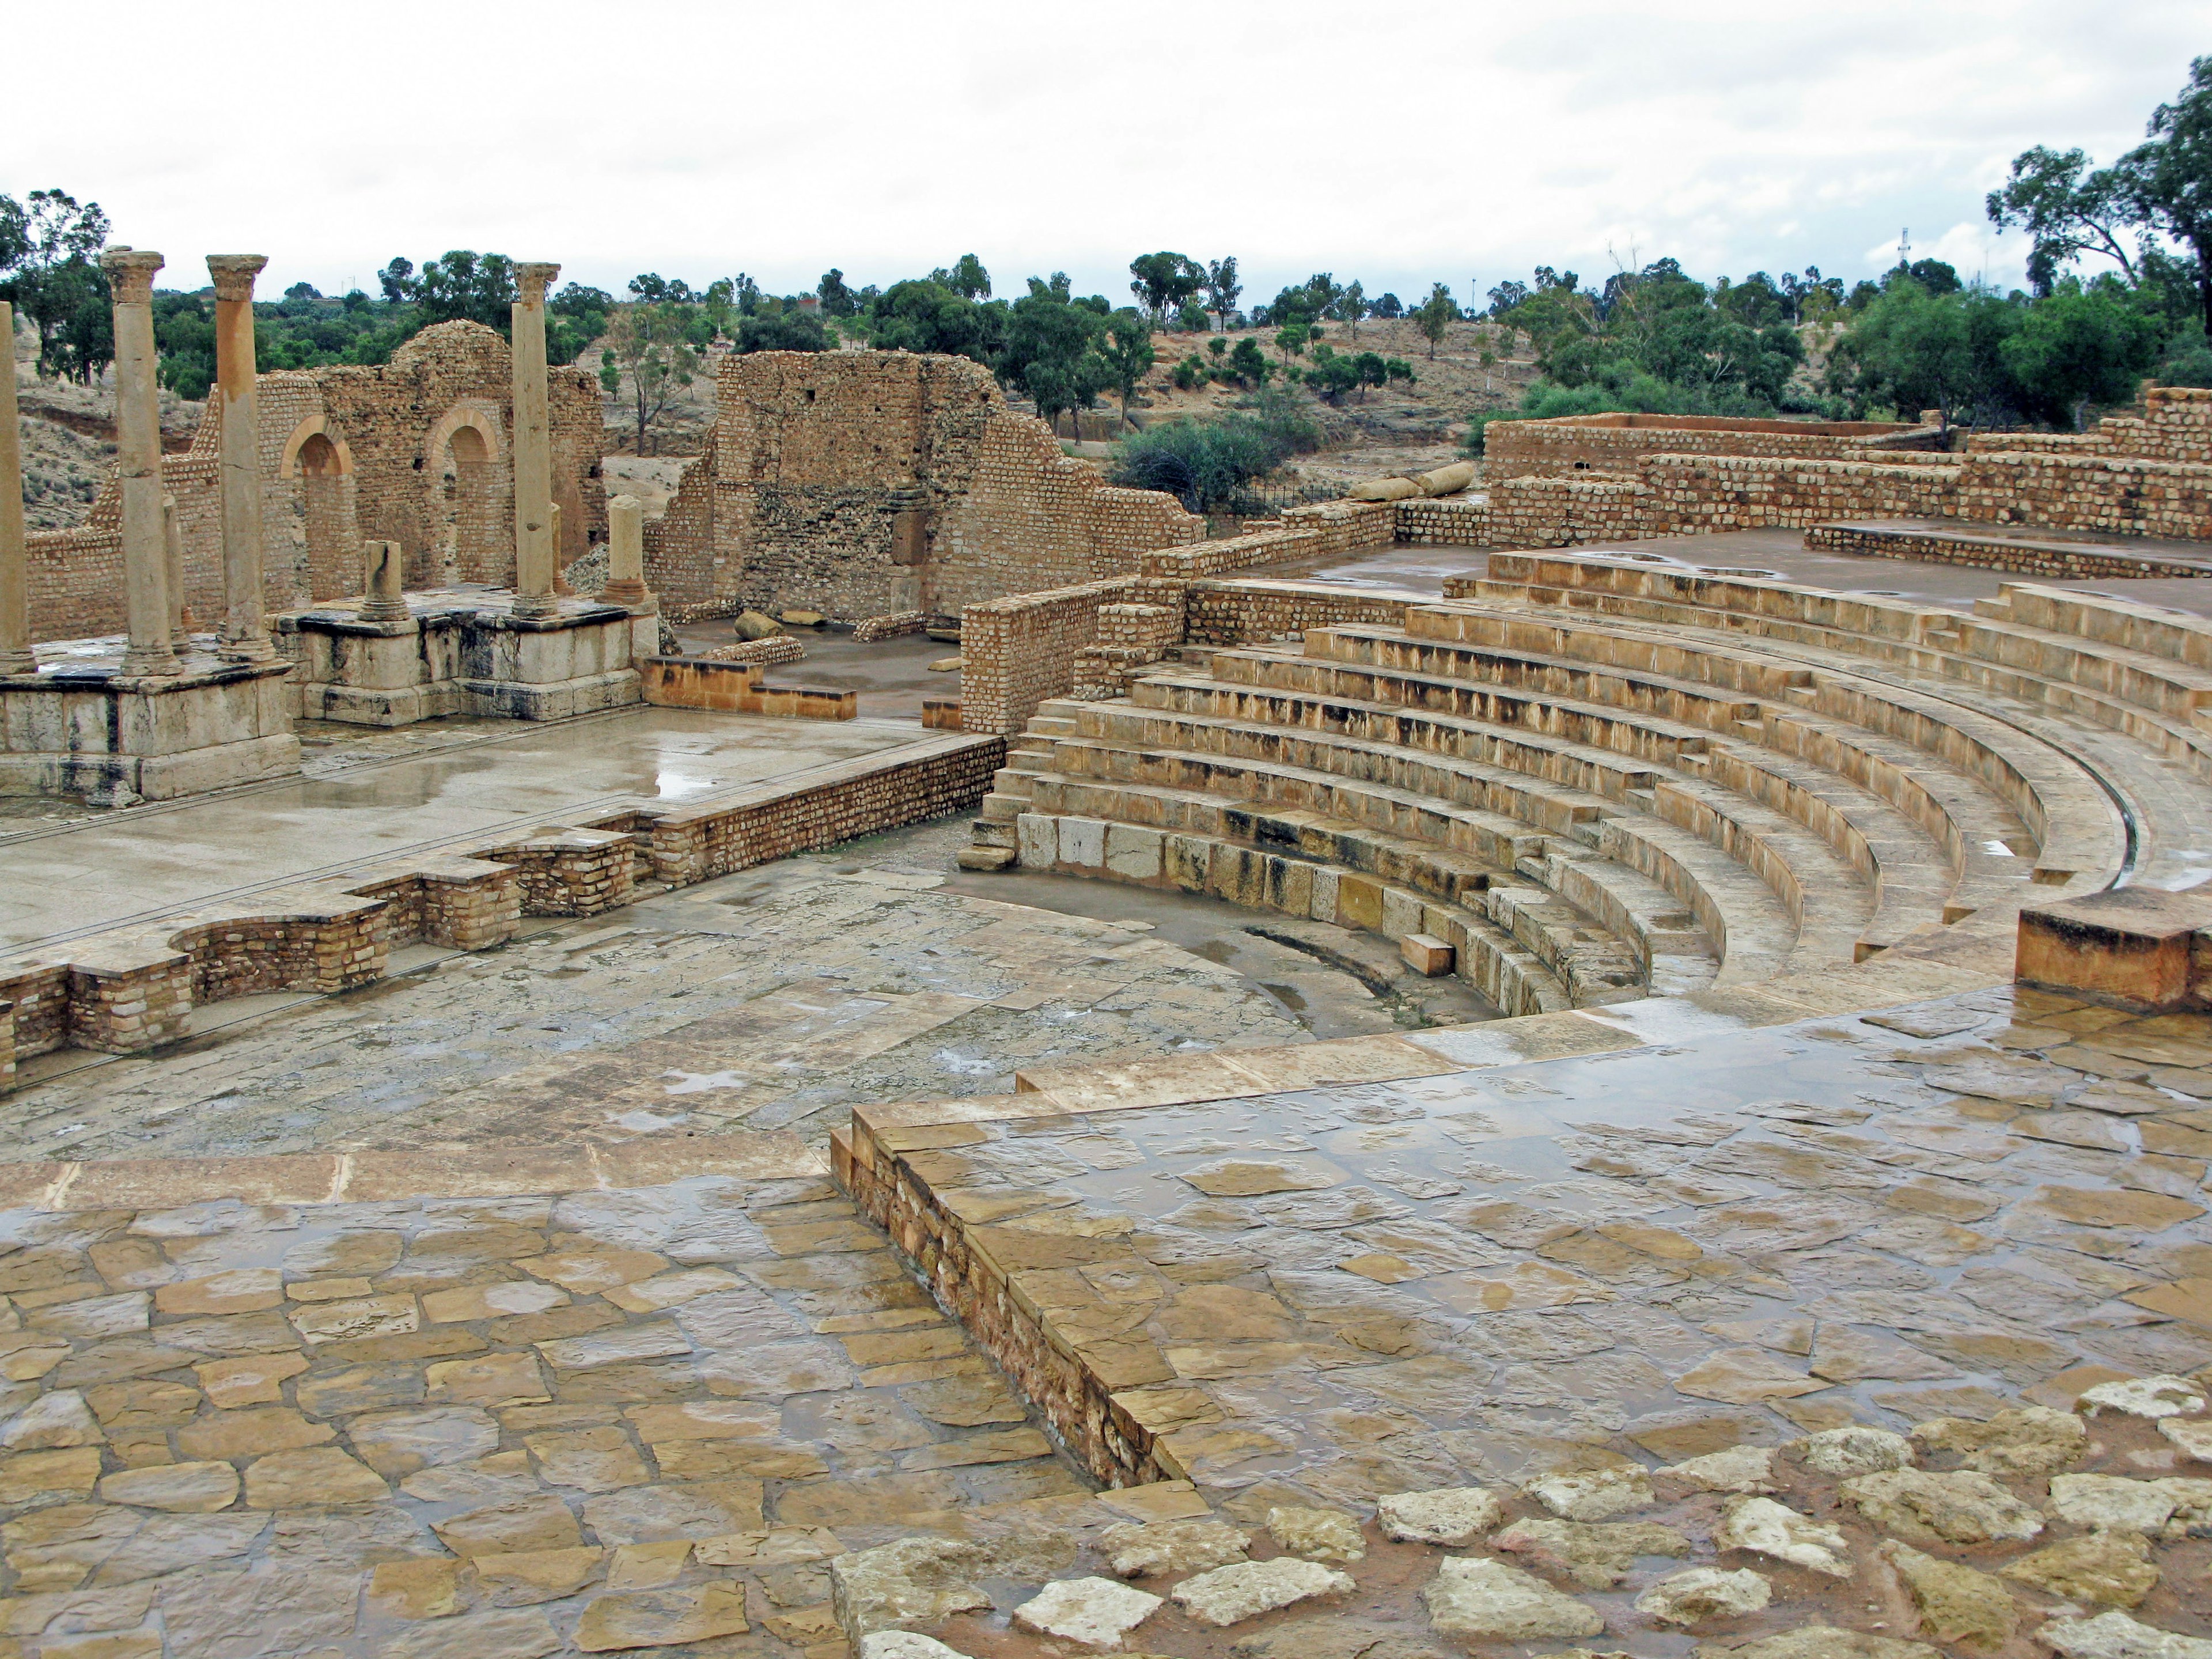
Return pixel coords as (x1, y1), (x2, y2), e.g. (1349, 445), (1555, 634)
(510, 262), (560, 620)
(0, 301), (33, 674)
(360, 540), (408, 623)
(103, 248), (176, 676)
(162, 493), (191, 646)
(603, 494), (653, 611)
(207, 255), (272, 661)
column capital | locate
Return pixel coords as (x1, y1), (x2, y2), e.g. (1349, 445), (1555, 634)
(205, 255), (268, 301)
(100, 248), (165, 304)
(515, 262), (561, 304)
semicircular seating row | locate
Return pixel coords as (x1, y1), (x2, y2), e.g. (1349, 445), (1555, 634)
(968, 552), (2212, 1017)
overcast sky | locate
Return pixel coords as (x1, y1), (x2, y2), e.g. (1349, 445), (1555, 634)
(9, 1), (2203, 308)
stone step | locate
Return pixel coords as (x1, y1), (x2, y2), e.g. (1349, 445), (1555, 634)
(1594, 816), (1798, 987)
(1010, 809), (1576, 1017)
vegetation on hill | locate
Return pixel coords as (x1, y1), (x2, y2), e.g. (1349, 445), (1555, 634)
(1104, 389), (1323, 513)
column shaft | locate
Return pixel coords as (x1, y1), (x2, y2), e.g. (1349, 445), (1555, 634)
(510, 262), (560, 620)
(603, 494), (653, 610)
(104, 249), (175, 676)
(209, 255), (272, 660)
(0, 301), (33, 673)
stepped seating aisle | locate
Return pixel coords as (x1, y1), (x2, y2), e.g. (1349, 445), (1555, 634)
(967, 552), (2209, 1013)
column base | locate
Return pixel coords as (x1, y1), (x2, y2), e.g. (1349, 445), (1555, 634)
(1, 654), (299, 801)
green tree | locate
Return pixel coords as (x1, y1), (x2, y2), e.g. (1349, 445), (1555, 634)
(0, 189), (112, 381)
(816, 269), (859, 317)
(1203, 256), (1241, 332)
(1332, 279), (1366, 339)
(1988, 146), (2141, 292)
(863, 279), (1000, 363)
(734, 310), (829, 353)
(547, 284), (612, 367)
(928, 254), (991, 300)
(1102, 308), (1156, 426)
(601, 302), (702, 456)
(2000, 282), (2164, 427)
(1128, 252), (1204, 323)
(2119, 56), (2212, 331)
(1227, 338), (1271, 387)
(1273, 323), (1312, 363)
(406, 251), (518, 329)
(1415, 282), (1456, 358)
(1825, 279), (2019, 429)
(1001, 275), (1111, 436)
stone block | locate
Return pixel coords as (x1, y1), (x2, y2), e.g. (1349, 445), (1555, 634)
(1401, 934), (1455, 976)
(2017, 888), (2212, 1012)
(1016, 814), (1058, 869)
(1059, 817), (1105, 869)
(1105, 824), (1164, 881)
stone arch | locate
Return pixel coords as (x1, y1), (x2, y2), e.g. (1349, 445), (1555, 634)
(423, 404), (510, 586)
(278, 414), (355, 479)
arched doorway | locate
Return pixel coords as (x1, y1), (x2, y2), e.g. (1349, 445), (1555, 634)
(424, 406), (509, 586)
(279, 418), (361, 603)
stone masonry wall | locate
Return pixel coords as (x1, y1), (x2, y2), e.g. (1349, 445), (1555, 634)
(1485, 412), (1938, 479)
(642, 351), (1198, 625)
(24, 323), (607, 643)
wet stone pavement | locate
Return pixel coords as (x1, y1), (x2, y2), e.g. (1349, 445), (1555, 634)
(851, 983), (2212, 1656)
(0, 1160), (1098, 1659)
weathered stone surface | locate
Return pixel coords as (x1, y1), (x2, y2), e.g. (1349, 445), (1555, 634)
(1265, 1504), (1365, 1561)
(1, 1391), (103, 1450)
(1375, 1486), (1502, 1546)
(2161, 1416), (2212, 1461)
(1225, 1618), (1452, 1659)
(369, 1556), (467, 1619)
(96, 1460), (238, 1513)
(1421, 1556), (1603, 1640)
(2039, 1611), (2212, 1659)
(1634, 1566), (1770, 1626)
(1714, 1496), (1854, 1577)
(156, 1567), (359, 1658)
(1673, 1349), (1832, 1403)
(1181, 1161), (1339, 1197)
(349, 1407), (501, 1476)
(1910, 1404), (2085, 1476)
(472, 1546), (603, 1604)
(382, 1607), (564, 1659)
(1800, 1426), (1914, 1476)
(1879, 1540), (2015, 1650)
(434, 1494), (585, 1557)
(243, 1446), (391, 1509)
(1491, 1517), (1691, 1588)
(861, 1636), (970, 1659)
(1524, 1464), (1653, 1520)
(1661, 1445), (1775, 1492)
(2047, 1474), (2207, 1535)
(1173, 1557), (1354, 1627)
(1012, 1576), (1163, 1648)
(2002, 1529), (2158, 1607)
(2080, 1376), (2207, 1419)
(1692, 1631), (1941, 1659)
(1840, 1468), (2043, 1546)
(573, 1582), (748, 1652)
(830, 1537), (991, 1642)
(1101, 1518), (1249, 1577)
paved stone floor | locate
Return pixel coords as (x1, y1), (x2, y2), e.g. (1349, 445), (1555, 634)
(854, 982), (2212, 1654)
(0, 710), (931, 953)
(3, 816), (1488, 1170)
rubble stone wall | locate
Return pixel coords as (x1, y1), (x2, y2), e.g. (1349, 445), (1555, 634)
(1485, 411), (1937, 479)
(642, 351), (1198, 624)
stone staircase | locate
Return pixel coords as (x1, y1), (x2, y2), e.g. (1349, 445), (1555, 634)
(962, 555), (2212, 1013)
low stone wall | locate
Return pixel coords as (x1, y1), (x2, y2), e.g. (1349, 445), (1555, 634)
(1806, 523), (2212, 580)
(637, 657), (857, 719)
(1485, 412), (1935, 480)
(959, 577), (1139, 734)
(172, 901), (388, 1003)
(0, 734), (1002, 1074)
(835, 1116), (1170, 1488)
(853, 611), (926, 642)
(699, 635), (808, 666)
(1183, 578), (1416, 646)
(644, 736), (1005, 887)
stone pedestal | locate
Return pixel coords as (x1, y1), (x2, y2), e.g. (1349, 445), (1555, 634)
(284, 589), (640, 726)
(0, 654), (298, 801)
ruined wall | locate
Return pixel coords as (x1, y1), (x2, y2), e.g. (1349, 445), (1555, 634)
(1485, 411), (1939, 480)
(23, 322), (607, 643)
(643, 350), (1199, 624)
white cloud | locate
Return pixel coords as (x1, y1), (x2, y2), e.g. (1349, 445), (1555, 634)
(2, 0), (2200, 304)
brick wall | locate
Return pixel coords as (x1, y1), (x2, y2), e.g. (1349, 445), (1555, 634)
(959, 577), (1138, 734)
(1183, 579), (1416, 646)
(1485, 412), (1937, 479)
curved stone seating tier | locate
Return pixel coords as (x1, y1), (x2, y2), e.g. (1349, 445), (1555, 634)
(969, 565), (2169, 1015)
(1009, 809), (1579, 1017)
(1370, 609), (2124, 895)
